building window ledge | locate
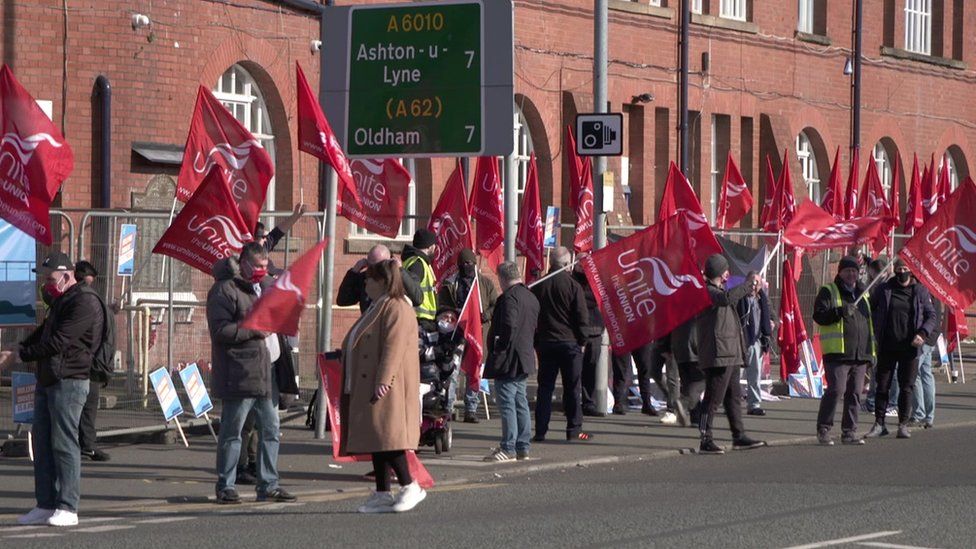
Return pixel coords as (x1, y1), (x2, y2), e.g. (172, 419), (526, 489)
(880, 46), (966, 70)
(795, 31), (831, 46)
(691, 13), (757, 34)
(608, 1), (673, 20)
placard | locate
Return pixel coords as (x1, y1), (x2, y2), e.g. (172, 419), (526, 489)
(149, 367), (184, 422)
(543, 206), (559, 248)
(117, 224), (137, 276)
(12, 371), (35, 424)
(178, 362), (213, 418)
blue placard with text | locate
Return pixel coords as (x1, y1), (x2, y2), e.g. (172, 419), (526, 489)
(12, 371), (36, 424)
(178, 363), (214, 418)
(149, 367), (184, 422)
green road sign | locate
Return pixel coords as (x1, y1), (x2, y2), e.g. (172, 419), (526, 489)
(347, 2), (482, 156)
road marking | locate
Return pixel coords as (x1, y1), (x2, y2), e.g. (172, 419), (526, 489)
(858, 543), (939, 549)
(83, 517), (122, 523)
(783, 531), (902, 549)
(0, 526), (45, 534)
(73, 524), (136, 533)
(5, 532), (63, 538)
(253, 502), (305, 511)
(134, 517), (196, 524)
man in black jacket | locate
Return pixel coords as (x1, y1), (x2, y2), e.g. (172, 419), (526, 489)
(737, 284), (773, 416)
(72, 261), (111, 463)
(483, 262), (540, 461)
(813, 256), (876, 445)
(865, 258), (937, 439)
(573, 263), (606, 417)
(1, 252), (102, 527)
(532, 247), (592, 442)
(336, 244), (422, 312)
(207, 243), (296, 505)
(697, 254), (765, 454)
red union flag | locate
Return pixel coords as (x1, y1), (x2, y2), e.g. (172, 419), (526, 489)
(904, 154), (925, 234)
(296, 62), (360, 208)
(759, 155), (776, 228)
(783, 201), (888, 251)
(717, 153), (752, 229)
(946, 306), (969, 353)
(778, 259), (810, 380)
(458, 278), (483, 392)
(429, 162), (473, 281)
(856, 156), (890, 218)
(566, 126), (594, 253)
(900, 177), (976, 311)
(241, 239), (328, 337)
(937, 153), (952, 208)
(820, 147), (845, 219)
(177, 86), (273, 232)
(469, 156), (505, 268)
(581, 215), (711, 354)
(921, 155), (937, 220)
(658, 161), (722, 266)
(153, 167), (253, 274)
(337, 158), (410, 238)
(516, 154), (544, 283)
(763, 150), (796, 232)
(0, 65), (74, 244)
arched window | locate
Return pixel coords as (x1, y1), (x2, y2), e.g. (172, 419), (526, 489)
(942, 155), (959, 191)
(213, 64), (276, 211)
(513, 105), (534, 221)
(796, 131), (820, 202)
(872, 142), (893, 200)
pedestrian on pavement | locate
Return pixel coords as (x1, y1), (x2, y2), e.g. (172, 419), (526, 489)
(813, 256), (876, 446)
(532, 246), (592, 442)
(73, 260), (111, 463)
(482, 261), (540, 462)
(572, 262), (606, 417)
(666, 316), (706, 427)
(339, 260), (426, 513)
(865, 259), (936, 439)
(912, 301), (942, 428)
(438, 248), (498, 423)
(610, 341), (684, 425)
(402, 228), (439, 332)
(0, 252), (103, 527)
(207, 243), (296, 505)
(696, 254), (766, 454)
(736, 280), (773, 416)
(337, 244), (422, 312)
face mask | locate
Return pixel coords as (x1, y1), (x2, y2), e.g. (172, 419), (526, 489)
(43, 278), (65, 301)
(41, 286), (55, 307)
(246, 264), (268, 283)
(896, 272), (911, 284)
(437, 319), (456, 334)
(461, 264), (476, 278)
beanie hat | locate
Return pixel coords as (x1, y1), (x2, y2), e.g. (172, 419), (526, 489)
(893, 258), (907, 270)
(704, 254), (729, 279)
(838, 256), (859, 272)
(458, 248), (477, 265)
(413, 228), (437, 249)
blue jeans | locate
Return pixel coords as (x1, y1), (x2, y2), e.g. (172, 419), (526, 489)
(447, 368), (480, 415)
(913, 344), (936, 423)
(33, 379), (90, 512)
(494, 375), (531, 454)
(216, 392), (280, 495)
(744, 341), (763, 410)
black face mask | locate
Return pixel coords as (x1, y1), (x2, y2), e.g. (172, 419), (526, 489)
(896, 272), (912, 284)
(461, 264), (476, 278)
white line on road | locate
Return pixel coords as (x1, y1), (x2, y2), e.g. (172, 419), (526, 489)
(5, 532), (63, 539)
(858, 542), (940, 549)
(782, 531), (903, 549)
(134, 516), (196, 524)
(0, 526), (45, 534)
(73, 524), (136, 533)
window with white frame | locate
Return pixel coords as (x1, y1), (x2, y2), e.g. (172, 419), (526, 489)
(796, 132), (820, 202)
(349, 160), (417, 239)
(645, 0), (663, 6)
(798, 0), (814, 33)
(691, 0), (702, 14)
(872, 143), (893, 201)
(943, 155), (959, 190)
(710, 115), (720, 221)
(513, 105), (534, 222)
(904, 0), (932, 55)
(214, 64), (276, 212)
(720, 0), (747, 21)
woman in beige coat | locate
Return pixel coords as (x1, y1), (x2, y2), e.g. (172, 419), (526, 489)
(339, 260), (424, 513)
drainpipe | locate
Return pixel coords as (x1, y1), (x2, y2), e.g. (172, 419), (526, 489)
(94, 75), (111, 208)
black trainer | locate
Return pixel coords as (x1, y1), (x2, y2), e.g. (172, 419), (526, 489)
(732, 436), (766, 450)
(81, 448), (111, 462)
(699, 439), (725, 454)
(257, 488), (297, 503)
(216, 488), (241, 505)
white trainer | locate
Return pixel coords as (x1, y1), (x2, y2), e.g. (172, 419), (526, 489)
(392, 482), (427, 513)
(357, 491), (395, 514)
(17, 507), (54, 525)
(660, 411), (678, 425)
(46, 509), (78, 527)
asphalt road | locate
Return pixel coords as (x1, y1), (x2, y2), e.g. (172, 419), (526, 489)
(3, 424), (974, 548)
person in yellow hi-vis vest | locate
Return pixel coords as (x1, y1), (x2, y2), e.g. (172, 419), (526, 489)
(401, 228), (439, 332)
(813, 256), (876, 446)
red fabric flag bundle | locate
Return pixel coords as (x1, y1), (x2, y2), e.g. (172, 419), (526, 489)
(457, 277), (483, 392)
(843, 148), (860, 220)
(296, 62), (361, 208)
(566, 126), (594, 254)
(900, 177), (976, 311)
(658, 161), (723, 265)
(337, 158), (411, 238)
(429, 162), (474, 282)
(937, 153), (952, 209)
(469, 156), (505, 269)
(515, 154), (544, 283)
(783, 201), (888, 251)
(759, 155), (776, 229)
(904, 154), (925, 234)
(717, 153), (753, 229)
(820, 147), (845, 220)
(241, 239), (328, 337)
(153, 167), (253, 274)
(922, 155), (937, 220)
(177, 86), (274, 232)
(580, 215), (711, 355)
(855, 156), (890, 218)
(317, 355), (434, 488)
(777, 259), (811, 381)
(0, 65), (74, 244)
(763, 150), (796, 233)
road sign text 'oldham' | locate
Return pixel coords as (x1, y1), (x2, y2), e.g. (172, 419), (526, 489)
(347, 2), (482, 156)
(323, 0), (513, 158)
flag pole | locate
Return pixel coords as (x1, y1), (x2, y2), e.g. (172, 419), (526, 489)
(759, 240), (782, 278)
(855, 262), (893, 304)
(957, 332), (966, 383)
(160, 196), (178, 283)
(527, 259), (578, 289)
(451, 277), (479, 340)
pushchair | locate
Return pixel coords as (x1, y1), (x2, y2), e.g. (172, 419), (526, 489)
(418, 326), (465, 454)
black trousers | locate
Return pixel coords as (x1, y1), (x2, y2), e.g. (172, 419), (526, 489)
(817, 361), (868, 435)
(678, 361), (705, 421)
(237, 410), (259, 471)
(875, 349), (920, 425)
(580, 335), (604, 412)
(610, 344), (679, 411)
(535, 341), (584, 437)
(699, 366), (745, 441)
(371, 450), (412, 492)
(78, 381), (100, 452)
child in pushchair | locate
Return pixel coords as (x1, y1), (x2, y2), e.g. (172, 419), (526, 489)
(418, 309), (466, 454)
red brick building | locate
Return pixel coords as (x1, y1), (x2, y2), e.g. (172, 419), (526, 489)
(2, 0), (974, 386)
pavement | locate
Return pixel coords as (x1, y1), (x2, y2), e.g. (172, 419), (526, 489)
(1, 379), (975, 544)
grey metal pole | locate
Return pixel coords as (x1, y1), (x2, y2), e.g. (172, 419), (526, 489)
(592, 0), (609, 415)
(167, 247), (174, 374)
(679, 0), (690, 174)
(504, 127), (518, 262)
